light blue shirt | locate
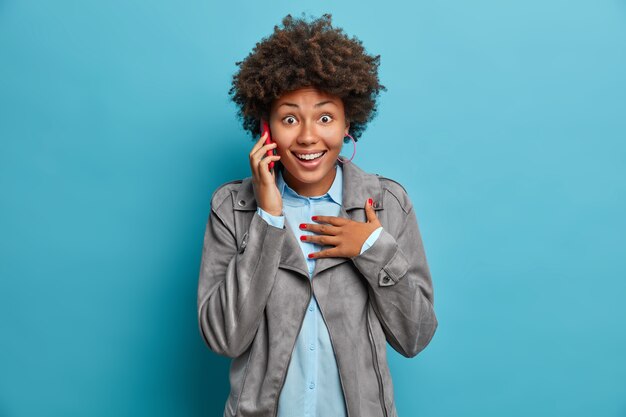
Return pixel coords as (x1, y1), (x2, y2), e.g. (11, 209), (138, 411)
(256, 163), (382, 417)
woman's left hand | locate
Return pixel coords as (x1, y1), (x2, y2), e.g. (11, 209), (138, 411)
(299, 199), (382, 259)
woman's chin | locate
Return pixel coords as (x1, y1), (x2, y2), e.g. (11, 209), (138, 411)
(284, 161), (335, 184)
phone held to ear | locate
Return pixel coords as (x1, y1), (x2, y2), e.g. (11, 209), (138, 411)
(260, 119), (275, 171)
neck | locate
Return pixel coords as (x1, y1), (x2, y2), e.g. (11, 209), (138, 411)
(281, 163), (338, 197)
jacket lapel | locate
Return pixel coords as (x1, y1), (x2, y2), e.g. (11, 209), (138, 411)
(232, 156), (385, 280)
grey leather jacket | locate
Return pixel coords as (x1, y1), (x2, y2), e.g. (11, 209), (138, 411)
(197, 159), (438, 417)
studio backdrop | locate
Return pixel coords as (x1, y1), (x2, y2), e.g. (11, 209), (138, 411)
(1, 1), (625, 416)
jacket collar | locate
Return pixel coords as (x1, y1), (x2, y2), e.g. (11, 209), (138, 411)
(231, 156), (384, 279)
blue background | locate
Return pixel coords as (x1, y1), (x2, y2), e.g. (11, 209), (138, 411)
(1, 1), (625, 416)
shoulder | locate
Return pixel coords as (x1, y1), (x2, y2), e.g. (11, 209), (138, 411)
(210, 178), (245, 212)
(374, 173), (414, 214)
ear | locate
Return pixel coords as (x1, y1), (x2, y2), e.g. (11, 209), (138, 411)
(344, 120), (350, 136)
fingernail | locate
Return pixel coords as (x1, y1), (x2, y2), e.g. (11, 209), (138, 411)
(299, 223), (306, 229)
(300, 235), (306, 241)
(311, 216), (318, 221)
(368, 198), (373, 206)
(308, 254), (314, 258)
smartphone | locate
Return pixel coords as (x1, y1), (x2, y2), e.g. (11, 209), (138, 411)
(260, 119), (275, 171)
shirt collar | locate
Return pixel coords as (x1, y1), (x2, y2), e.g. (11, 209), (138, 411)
(276, 163), (343, 205)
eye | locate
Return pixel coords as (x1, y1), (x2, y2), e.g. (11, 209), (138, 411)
(320, 114), (333, 123)
(282, 115), (297, 125)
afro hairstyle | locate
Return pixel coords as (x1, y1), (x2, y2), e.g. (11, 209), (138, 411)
(228, 13), (386, 141)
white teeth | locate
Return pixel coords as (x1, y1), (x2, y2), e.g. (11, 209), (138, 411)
(295, 151), (325, 161)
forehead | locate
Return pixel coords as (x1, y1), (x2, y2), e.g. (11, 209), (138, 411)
(272, 87), (342, 109)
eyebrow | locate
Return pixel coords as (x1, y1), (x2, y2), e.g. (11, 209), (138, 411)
(277, 100), (336, 109)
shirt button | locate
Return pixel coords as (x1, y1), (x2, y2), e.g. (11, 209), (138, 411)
(309, 305), (314, 311)
(309, 343), (315, 351)
(309, 382), (315, 389)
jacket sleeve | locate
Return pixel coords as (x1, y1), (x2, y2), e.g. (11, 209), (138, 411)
(350, 201), (437, 358)
(197, 190), (287, 358)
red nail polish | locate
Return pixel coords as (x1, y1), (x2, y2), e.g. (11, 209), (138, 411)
(300, 235), (306, 241)
(299, 223), (306, 229)
(368, 198), (373, 206)
(308, 254), (314, 258)
(311, 216), (318, 221)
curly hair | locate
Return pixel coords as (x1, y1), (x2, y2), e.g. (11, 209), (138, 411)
(228, 13), (386, 141)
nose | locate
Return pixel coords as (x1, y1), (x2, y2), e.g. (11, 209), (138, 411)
(297, 120), (318, 146)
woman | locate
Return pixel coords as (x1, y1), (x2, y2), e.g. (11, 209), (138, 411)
(197, 13), (438, 417)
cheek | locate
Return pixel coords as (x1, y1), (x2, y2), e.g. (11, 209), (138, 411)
(273, 139), (292, 157)
(326, 136), (345, 151)
(268, 130), (288, 147)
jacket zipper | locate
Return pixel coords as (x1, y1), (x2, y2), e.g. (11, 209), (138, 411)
(367, 308), (388, 417)
(272, 282), (311, 417)
(313, 285), (350, 417)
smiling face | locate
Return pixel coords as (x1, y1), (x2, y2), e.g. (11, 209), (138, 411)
(269, 87), (350, 197)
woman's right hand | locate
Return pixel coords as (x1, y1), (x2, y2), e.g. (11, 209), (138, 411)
(249, 131), (283, 216)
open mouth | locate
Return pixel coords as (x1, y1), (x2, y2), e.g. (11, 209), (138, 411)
(292, 150), (327, 168)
